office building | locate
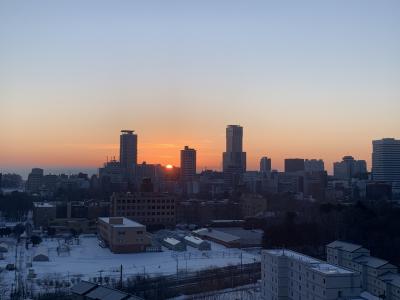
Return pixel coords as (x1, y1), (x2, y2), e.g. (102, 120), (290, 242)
(261, 248), (362, 300)
(333, 156), (367, 180)
(327, 240), (400, 299)
(285, 159), (305, 173)
(98, 217), (150, 253)
(120, 130), (138, 170)
(222, 125), (246, 187)
(26, 168), (44, 193)
(99, 160), (126, 192)
(304, 159), (325, 172)
(110, 192), (176, 227)
(180, 146), (197, 182)
(260, 157), (272, 173)
(33, 202), (57, 228)
(372, 138), (400, 193)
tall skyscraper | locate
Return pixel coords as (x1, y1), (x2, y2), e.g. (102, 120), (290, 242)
(284, 158), (305, 173)
(333, 156), (367, 180)
(223, 125), (246, 172)
(372, 138), (400, 193)
(223, 125), (246, 187)
(180, 146), (197, 182)
(260, 157), (272, 173)
(119, 130), (137, 170)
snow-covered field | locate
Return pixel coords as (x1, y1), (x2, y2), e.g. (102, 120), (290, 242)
(0, 234), (260, 297)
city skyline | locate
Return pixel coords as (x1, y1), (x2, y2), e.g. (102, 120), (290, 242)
(1, 125), (397, 179)
(1, 1), (399, 176)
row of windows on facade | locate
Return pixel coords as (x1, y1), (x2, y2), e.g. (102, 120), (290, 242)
(116, 199), (174, 204)
(116, 210), (175, 216)
(116, 230), (143, 235)
(115, 205), (175, 210)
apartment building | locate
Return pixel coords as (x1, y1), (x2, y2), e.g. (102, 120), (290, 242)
(110, 192), (176, 227)
(327, 240), (400, 300)
(261, 249), (362, 300)
(97, 217), (150, 253)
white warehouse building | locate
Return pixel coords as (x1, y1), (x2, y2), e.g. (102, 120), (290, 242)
(261, 249), (362, 300)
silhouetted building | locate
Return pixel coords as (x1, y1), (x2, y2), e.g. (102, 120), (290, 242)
(140, 178), (154, 193)
(303, 171), (327, 201)
(110, 192), (176, 227)
(284, 158), (305, 173)
(333, 156), (367, 180)
(223, 125), (246, 188)
(366, 182), (392, 201)
(260, 157), (272, 173)
(278, 172), (303, 194)
(180, 146), (196, 181)
(304, 159), (325, 172)
(120, 130), (137, 170)
(99, 160), (126, 192)
(135, 162), (163, 191)
(26, 168), (44, 193)
(372, 138), (400, 193)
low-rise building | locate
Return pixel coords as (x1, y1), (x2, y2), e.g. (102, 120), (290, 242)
(97, 217), (150, 253)
(33, 202), (57, 228)
(261, 249), (362, 300)
(327, 240), (400, 300)
(162, 237), (186, 251)
(193, 228), (240, 248)
(184, 235), (211, 251)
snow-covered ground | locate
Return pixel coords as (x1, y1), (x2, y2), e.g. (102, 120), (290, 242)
(0, 234), (260, 297)
(169, 283), (261, 300)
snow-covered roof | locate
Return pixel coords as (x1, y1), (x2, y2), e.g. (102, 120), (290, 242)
(71, 281), (97, 295)
(326, 240), (363, 252)
(184, 235), (206, 245)
(352, 291), (381, 300)
(0, 242), (8, 249)
(33, 202), (56, 208)
(33, 246), (49, 258)
(193, 228), (240, 243)
(99, 217), (144, 228)
(353, 255), (390, 268)
(164, 237), (181, 246)
(265, 249), (354, 275)
(379, 272), (400, 288)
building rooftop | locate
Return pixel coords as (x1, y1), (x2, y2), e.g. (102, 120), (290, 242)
(33, 202), (56, 208)
(163, 237), (181, 246)
(265, 249), (354, 275)
(215, 227), (263, 244)
(99, 217), (144, 228)
(193, 228), (240, 243)
(184, 235), (206, 245)
(379, 272), (400, 288)
(70, 281), (97, 295)
(326, 240), (364, 252)
(353, 255), (390, 269)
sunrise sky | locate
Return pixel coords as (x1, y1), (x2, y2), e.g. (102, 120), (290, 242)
(1, 1), (399, 177)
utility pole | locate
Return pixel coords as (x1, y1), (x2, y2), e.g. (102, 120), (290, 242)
(176, 256), (179, 279)
(119, 264), (123, 289)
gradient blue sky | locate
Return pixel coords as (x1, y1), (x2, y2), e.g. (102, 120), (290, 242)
(1, 0), (399, 177)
